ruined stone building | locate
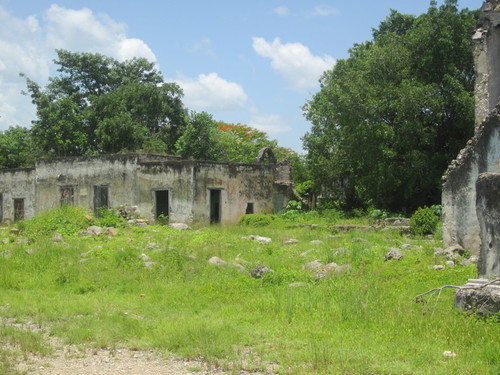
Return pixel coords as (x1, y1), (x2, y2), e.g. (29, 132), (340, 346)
(0, 152), (293, 225)
(443, 1), (500, 252)
(442, 0), (500, 280)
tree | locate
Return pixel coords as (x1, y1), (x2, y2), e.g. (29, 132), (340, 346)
(215, 122), (291, 164)
(23, 49), (187, 156)
(303, 0), (478, 211)
(0, 126), (36, 169)
(175, 112), (222, 160)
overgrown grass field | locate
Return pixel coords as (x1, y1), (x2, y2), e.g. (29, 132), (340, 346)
(0, 207), (498, 374)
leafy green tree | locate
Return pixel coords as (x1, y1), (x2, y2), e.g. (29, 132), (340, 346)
(0, 126), (37, 168)
(23, 49), (187, 156)
(303, 0), (477, 211)
(175, 112), (222, 160)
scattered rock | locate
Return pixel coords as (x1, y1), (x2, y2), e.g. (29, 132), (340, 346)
(140, 253), (150, 261)
(230, 263), (246, 273)
(143, 262), (157, 268)
(208, 256), (226, 266)
(434, 265), (445, 271)
(136, 222), (148, 228)
(52, 233), (64, 242)
(460, 256), (478, 266)
(443, 351), (457, 358)
(310, 240), (323, 245)
(302, 260), (323, 271)
(87, 226), (103, 236)
(446, 260), (456, 267)
(246, 235), (272, 244)
(352, 237), (368, 243)
(9, 228), (20, 235)
(284, 238), (299, 245)
(289, 282), (308, 287)
(384, 248), (403, 261)
(145, 242), (157, 250)
(25, 249), (35, 255)
(1, 238), (9, 245)
(169, 223), (191, 231)
(105, 227), (117, 237)
(315, 263), (352, 281)
(249, 265), (274, 278)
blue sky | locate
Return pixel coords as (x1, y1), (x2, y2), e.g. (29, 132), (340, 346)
(0, 0), (480, 152)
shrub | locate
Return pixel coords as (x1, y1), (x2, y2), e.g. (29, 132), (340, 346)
(18, 205), (91, 237)
(239, 214), (278, 227)
(94, 207), (126, 228)
(410, 206), (439, 236)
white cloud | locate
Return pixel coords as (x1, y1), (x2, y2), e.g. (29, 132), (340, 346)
(187, 37), (215, 57)
(0, 4), (156, 130)
(252, 37), (335, 92)
(44, 5), (156, 62)
(311, 5), (339, 17)
(273, 6), (290, 16)
(174, 72), (248, 112)
(250, 113), (291, 135)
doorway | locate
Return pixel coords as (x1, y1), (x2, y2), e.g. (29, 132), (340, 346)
(93, 185), (109, 215)
(210, 189), (221, 224)
(14, 198), (24, 221)
(155, 190), (169, 219)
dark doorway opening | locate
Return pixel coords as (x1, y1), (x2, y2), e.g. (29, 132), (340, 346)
(210, 189), (221, 224)
(155, 190), (169, 219)
(246, 202), (254, 214)
(14, 198), (24, 221)
(94, 185), (109, 215)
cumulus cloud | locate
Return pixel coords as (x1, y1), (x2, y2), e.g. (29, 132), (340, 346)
(311, 5), (339, 17)
(249, 113), (291, 135)
(273, 6), (290, 17)
(174, 73), (248, 112)
(0, 4), (156, 130)
(252, 37), (335, 92)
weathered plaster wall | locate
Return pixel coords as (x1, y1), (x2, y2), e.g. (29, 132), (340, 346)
(137, 161), (196, 223)
(476, 172), (500, 278)
(191, 161), (278, 225)
(0, 152), (292, 225)
(474, 0), (500, 127)
(443, 108), (500, 253)
(35, 154), (139, 214)
(0, 168), (35, 222)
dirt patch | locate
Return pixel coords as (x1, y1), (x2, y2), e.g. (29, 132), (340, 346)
(19, 347), (228, 375)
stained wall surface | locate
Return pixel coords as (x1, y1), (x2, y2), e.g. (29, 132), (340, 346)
(0, 153), (292, 225)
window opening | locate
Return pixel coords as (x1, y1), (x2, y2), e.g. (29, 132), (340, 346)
(60, 186), (75, 206)
(246, 202), (254, 214)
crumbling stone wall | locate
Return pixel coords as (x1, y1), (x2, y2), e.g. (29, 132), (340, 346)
(0, 153), (292, 225)
(473, 1), (500, 126)
(0, 168), (35, 223)
(442, 1), (500, 253)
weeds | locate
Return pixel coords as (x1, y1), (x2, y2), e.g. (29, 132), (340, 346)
(0, 208), (498, 374)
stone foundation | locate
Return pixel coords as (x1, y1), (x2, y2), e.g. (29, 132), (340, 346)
(455, 279), (500, 315)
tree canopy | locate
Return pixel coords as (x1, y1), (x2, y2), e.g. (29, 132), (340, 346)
(23, 49), (187, 156)
(303, 0), (478, 211)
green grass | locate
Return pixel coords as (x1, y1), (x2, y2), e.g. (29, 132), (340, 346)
(0, 208), (498, 374)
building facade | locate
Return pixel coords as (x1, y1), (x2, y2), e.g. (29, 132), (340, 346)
(0, 153), (293, 225)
